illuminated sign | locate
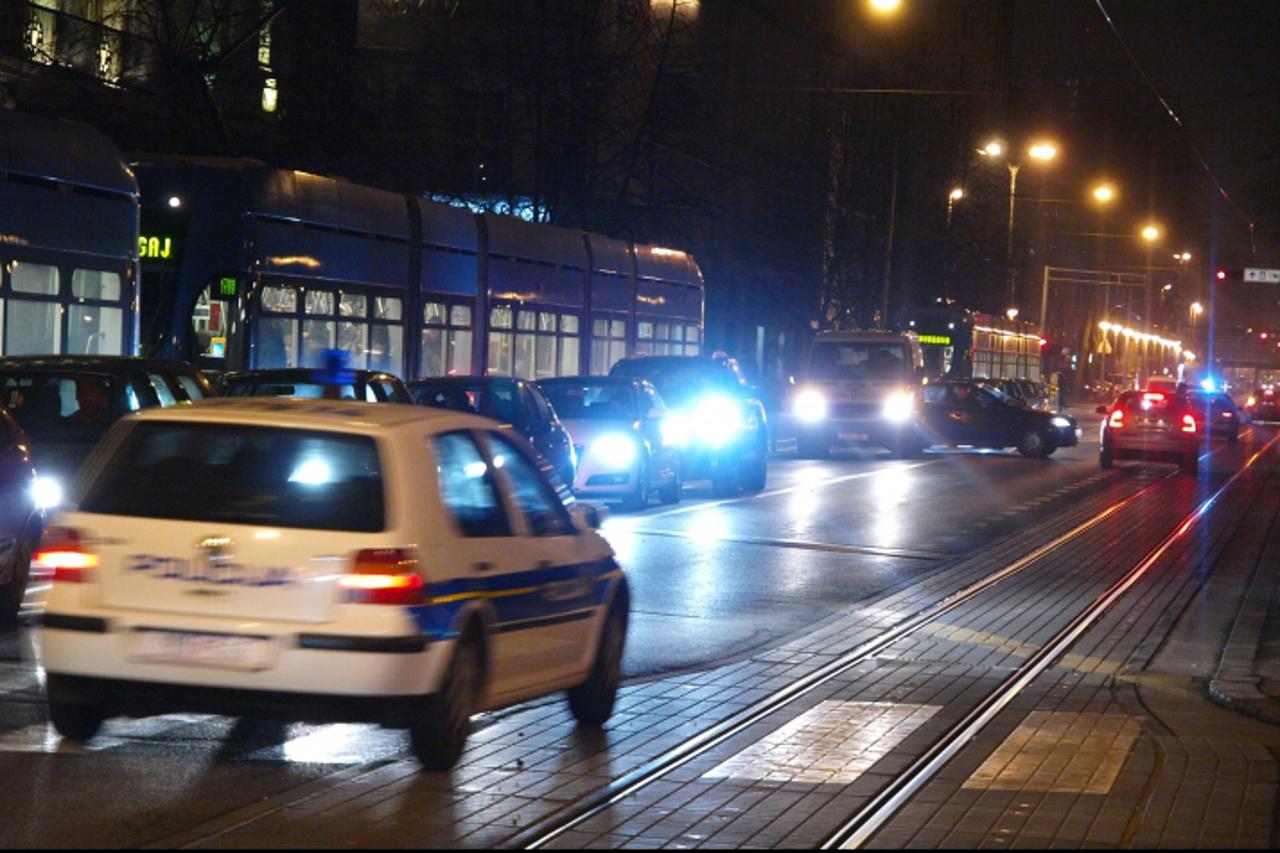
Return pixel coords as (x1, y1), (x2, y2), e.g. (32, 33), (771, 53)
(219, 277), (237, 297)
(918, 334), (952, 346)
(139, 234), (174, 260)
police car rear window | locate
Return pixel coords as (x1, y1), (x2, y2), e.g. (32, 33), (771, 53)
(79, 423), (385, 531)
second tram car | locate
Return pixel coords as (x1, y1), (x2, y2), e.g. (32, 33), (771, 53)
(914, 309), (1044, 383)
(133, 158), (704, 380)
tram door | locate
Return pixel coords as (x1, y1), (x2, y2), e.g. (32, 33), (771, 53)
(190, 276), (245, 373)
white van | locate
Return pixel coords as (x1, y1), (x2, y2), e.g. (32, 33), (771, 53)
(790, 330), (926, 457)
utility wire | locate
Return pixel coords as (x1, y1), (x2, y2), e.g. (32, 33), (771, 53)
(1093, 0), (1257, 252)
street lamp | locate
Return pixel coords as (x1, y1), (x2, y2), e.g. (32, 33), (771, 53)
(946, 187), (964, 227)
(1006, 307), (1019, 321)
(1092, 183), (1116, 205)
(1141, 224), (1161, 242)
(980, 137), (1059, 310)
(868, 0), (903, 12)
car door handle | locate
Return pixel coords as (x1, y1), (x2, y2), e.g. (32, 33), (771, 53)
(472, 561), (495, 572)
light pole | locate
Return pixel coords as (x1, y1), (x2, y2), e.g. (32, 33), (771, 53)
(981, 138), (1058, 316)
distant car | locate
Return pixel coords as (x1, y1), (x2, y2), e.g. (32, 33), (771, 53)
(610, 355), (768, 497)
(408, 376), (575, 489)
(0, 408), (42, 628)
(1098, 389), (1202, 473)
(36, 398), (627, 770)
(1187, 391), (1241, 443)
(1245, 387), (1280, 422)
(537, 377), (681, 509)
(917, 379), (1079, 458)
(220, 368), (411, 403)
(0, 356), (214, 510)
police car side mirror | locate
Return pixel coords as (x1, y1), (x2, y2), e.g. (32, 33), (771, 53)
(571, 503), (605, 530)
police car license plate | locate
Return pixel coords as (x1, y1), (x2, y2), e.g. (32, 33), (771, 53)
(838, 432), (869, 441)
(129, 629), (275, 671)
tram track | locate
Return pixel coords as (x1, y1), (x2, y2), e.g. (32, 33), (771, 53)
(509, 434), (1277, 850)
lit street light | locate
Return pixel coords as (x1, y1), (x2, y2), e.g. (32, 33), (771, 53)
(868, 0), (903, 12)
(980, 137), (1059, 310)
(1092, 183), (1116, 205)
(1141, 224), (1161, 242)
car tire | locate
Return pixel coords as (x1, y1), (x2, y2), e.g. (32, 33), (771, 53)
(711, 459), (740, 497)
(657, 465), (682, 505)
(796, 435), (829, 459)
(1100, 446), (1114, 469)
(49, 698), (105, 743)
(621, 459), (650, 511)
(741, 443), (768, 493)
(0, 531), (36, 631)
(410, 634), (482, 771)
(1016, 430), (1048, 459)
(568, 607), (626, 727)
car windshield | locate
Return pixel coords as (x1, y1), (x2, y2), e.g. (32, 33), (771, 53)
(411, 381), (521, 424)
(611, 361), (730, 406)
(0, 372), (120, 442)
(78, 422), (385, 531)
(1120, 390), (1183, 415)
(540, 381), (636, 419)
(808, 342), (907, 380)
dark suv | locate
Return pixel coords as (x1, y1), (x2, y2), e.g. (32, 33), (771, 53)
(0, 356), (214, 508)
(610, 355), (768, 496)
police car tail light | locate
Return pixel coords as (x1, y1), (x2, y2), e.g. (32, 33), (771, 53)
(341, 548), (426, 605)
(1181, 414), (1197, 433)
(36, 526), (99, 583)
(1108, 409), (1125, 429)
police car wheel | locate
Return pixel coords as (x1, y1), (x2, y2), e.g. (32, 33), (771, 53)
(568, 609), (625, 727)
(49, 698), (104, 743)
(0, 533), (35, 630)
(411, 636), (482, 771)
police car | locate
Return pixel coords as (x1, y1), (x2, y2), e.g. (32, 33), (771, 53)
(36, 399), (627, 770)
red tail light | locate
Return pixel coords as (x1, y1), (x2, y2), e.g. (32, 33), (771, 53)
(340, 548), (426, 605)
(1181, 414), (1197, 433)
(1142, 392), (1166, 404)
(36, 527), (99, 583)
(1108, 409), (1125, 429)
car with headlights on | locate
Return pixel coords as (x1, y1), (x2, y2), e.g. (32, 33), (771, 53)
(918, 379), (1078, 458)
(0, 356), (213, 516)
(1098, 389), (1201, 472)
(609, 355), (767, 497)
(1244, 387), (1280, 422)
(788, 330), (927, 458)
(538, 377), (681, 510)
(36, 398), (627, 770)
(408, 376), (576, 491)
(1187, 390), (1240, 443)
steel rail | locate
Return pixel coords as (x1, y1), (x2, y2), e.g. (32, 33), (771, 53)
(820, 435), (1279, 850)
(512, 471), (1174, 849)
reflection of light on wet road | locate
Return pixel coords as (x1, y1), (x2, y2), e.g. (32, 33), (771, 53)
(870, 466), (913, 548)
(688, 507), (731, 549)
(278, 724), (379, 764)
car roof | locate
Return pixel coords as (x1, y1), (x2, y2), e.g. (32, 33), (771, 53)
(127, 397), (493, 433)
(407, 375), (518, 387)
(222, 368), (401, 383)
(0, 356), (199, 375)
(538, 376), (640, 387)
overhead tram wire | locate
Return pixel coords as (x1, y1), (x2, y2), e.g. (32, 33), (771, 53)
(1092, 0), (1257, 253)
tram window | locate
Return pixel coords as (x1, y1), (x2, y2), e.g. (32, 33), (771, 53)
(590, 315), (628, 375)
(451, 305), (471, 327)
(375, 297), (402, 321)
(370, 324), (403, 375)
(301, 318), (335, 367)
(69, 304), (124, 355)
(261, 285), (297, 313)
(514, 332), (536, 380)
(6, 300), (61, 355)
(72, 270), (121, 301)
(517, 310), (537, 331)
(539, 312), (556, 332)
(340, 292), (366, 318)
(561, 315), (579, 334)
(11, 262), (58, 295)
(560, 335), (580, 376)
(339, 321), (369, 369)
(258, 317), (298, 368)
(421, 300), (472, 377)
(534, 334), (556, 379)
(305, 290), (334, 316)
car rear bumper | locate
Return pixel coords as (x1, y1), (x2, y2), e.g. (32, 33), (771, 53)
(1105, 433), (1197, 457)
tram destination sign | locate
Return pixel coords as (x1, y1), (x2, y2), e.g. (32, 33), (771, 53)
(1244, 268), (1280, 283)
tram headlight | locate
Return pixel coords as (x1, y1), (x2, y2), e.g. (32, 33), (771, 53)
(794, 388), (828, 423)
(882, 391), (915, 423)
(591, 433), (639, 469)
(691, 396), (744, 446)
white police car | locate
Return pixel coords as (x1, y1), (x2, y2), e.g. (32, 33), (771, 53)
(36, 398), (627, 770)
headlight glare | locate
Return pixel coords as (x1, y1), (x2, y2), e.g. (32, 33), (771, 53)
(1051, 416), (1071, 428)
(691, 396), (744, 446)
(33, 476), (63, 510)
(591, 433), (639, 469)
(882, 391), (915, 423)
(661, 413), (690, 447)
(794, 388), (828, 423)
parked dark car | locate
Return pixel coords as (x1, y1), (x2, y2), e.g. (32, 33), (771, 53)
(609, 354), (768, 496)
(220, 368), (411, 403)
(917, 379), (1079, 458)
(0, 356), (214, 503)
(408, 376), (576, 489)
(0, 406), (42, 628)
